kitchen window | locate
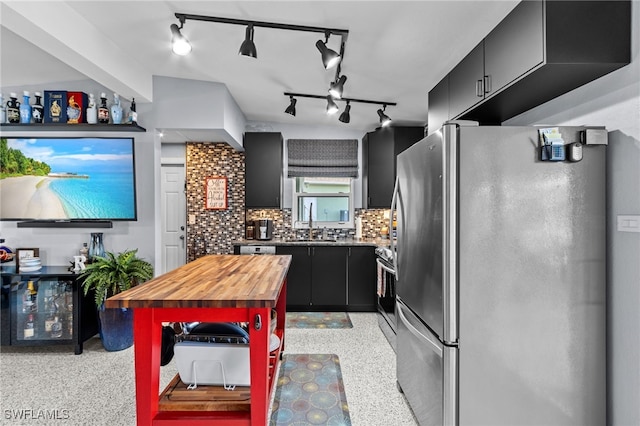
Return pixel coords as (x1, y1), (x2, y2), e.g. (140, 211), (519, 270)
(292, 177), (354, 229)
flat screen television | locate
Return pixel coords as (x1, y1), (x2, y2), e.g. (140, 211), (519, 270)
(0, 136), (137, 223)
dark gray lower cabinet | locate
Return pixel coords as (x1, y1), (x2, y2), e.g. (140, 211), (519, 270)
(275, 245), (376, 312)
(277, 246), (312, 308)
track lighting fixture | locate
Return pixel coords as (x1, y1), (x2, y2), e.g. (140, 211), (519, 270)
(284, 92), (396, 128)
(238, 24), (257, 58)
(316, 31), (342, 70)
(377, 105), (392, 127)
(170, 17), (191, 56)
(326, 95), (339, 115)
(338, 101), (351, 123)
(171, 14), (347, 68)
(329, 75), (347, 99)
(284, 96), (297, 116)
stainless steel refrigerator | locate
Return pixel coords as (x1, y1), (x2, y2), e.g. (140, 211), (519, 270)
(390, 123), (607, 425)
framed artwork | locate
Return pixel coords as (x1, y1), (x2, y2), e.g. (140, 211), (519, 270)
(205, 176), (228, 210)
(16, 248), (40, 267)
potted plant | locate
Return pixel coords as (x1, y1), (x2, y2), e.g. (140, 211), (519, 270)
(80, 249), (153, 351)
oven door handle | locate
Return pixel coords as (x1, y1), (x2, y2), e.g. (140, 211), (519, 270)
(376, 258), (396, 275)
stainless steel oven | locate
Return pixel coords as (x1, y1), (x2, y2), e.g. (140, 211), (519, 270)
(375, 246), (397, 351)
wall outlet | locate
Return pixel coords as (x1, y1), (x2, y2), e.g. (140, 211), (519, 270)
(189, 214), (196, 225)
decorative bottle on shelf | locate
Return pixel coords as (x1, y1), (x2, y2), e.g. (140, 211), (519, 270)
(0, 93), (5, 123)
(86, 93), (97, 124)
(98, 93), (109, 124)
(32, 92), (44, 123)
(80, 242), (89, 259)
(127, 97), (137, 124)
(19, 91), (32, 124)
(24, 314), (35, 339)
(22, 280), (38, 313)
(110, 93), (123, 124)
(88, 232), (105, 260)
(6, 92), (20, 124)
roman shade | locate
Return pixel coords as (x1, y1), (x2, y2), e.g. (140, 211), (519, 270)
(287, 139), (358, 177)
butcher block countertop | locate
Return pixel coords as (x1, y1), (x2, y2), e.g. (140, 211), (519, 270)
(105, 254), (292, 309)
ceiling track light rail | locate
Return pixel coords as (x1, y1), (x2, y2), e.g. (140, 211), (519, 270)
(284, 92), (396, 126)
(172, 13), (349, 78)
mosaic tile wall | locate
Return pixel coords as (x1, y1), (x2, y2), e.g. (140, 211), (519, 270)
(246, 208), (390, 240)
(186, 143), (245, 258)
(186, 142), (391, 255)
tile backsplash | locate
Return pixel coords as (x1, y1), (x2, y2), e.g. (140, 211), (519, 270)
(186, 142), (390, 258)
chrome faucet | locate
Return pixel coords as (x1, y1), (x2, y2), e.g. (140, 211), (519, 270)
(309, 202), (313, 240)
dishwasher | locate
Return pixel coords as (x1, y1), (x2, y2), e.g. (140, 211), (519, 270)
(238, 245), (276, 255)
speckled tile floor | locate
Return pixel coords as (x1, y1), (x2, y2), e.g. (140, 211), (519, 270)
(0, 312), (417, 425)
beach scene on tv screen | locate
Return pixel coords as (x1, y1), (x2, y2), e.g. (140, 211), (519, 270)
(0, 137), (136, 220)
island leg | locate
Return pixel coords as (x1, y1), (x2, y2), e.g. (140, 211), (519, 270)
(248, 307), (270, 425)
(133, 307), (161, 425)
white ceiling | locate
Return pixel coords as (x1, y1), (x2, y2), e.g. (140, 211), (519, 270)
(0, 1), (520, 133)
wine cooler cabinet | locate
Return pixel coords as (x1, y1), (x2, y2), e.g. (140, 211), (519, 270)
(1, 266), (99, 354)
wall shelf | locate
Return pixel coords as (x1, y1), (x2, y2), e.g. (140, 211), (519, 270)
(0, 123), (146, 132)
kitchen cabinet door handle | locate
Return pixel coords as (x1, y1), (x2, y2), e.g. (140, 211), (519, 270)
(476, 80), (483, 97)
(483, 75), (491, 94)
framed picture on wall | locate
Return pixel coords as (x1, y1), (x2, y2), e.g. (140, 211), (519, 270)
(16, 248), (40, 268)
(205, 176), (228, 210)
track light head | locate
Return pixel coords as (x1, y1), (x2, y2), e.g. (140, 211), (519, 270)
(170, 22), (192, 56)
(315, 38), (341, 70)
(326, 95), (339, 115)
(284, 96), (297, 116)
(339, 101), (351, 124)
(377, 106), (392, 127)
(329, 75), (348, 99)
(238, 24), (257, 58)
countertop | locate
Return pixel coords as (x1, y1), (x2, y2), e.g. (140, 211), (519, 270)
(105, 254), (292, 309)
(233, 237), (391, 247)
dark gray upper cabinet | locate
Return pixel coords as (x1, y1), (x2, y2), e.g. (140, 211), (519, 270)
(363, 126), (424, 209)
(244, 132), (282, 208)
(483, 0), (544, 99)
(448, 41), (485, 119)
(428, 0), (631, 127)
(427, 75), (449, 135)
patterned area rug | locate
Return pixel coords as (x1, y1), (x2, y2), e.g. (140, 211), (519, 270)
(271, 354), (351, 426)
(286, 312), (353, 329)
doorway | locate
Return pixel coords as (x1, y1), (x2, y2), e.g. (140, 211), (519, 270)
(160, 163), (187, 274)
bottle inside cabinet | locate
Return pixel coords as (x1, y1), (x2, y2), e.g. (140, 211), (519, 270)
(16, 280), (74, 341)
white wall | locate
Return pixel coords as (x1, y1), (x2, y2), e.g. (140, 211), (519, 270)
(504, 4), (640, 424)
(0, 79), (157, 268)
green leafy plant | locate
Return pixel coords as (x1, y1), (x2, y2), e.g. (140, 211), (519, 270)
(80, 249), (153, 307)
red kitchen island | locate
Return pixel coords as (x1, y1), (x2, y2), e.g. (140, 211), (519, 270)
(106, 254), (291, 426)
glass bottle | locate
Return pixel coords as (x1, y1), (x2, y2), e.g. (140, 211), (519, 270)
(51, 316), (63, 338)
(0, 93), (5, 123)
(19, 91), (32, 124)
(22, 280), (37, 313)
(6, 92), (20, 124)
(32, 92), (44, 123)
(80, 242), (89, 259)
(86, 93), (97, 124)
(127, 97), (137, 124)
(98, 92), (109, 124)
(24, 314), (35, 339)
(110, 93), (123, 124)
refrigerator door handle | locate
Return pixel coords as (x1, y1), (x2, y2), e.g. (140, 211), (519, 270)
(397, 301), (443, 357)
(390, 175), (399, 281)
